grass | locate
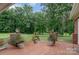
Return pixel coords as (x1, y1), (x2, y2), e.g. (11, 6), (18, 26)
(22, 34), (49, 41)
(0, 33), (72, 43)
(58, 36), (72, 43)
(0, 33), (9, 38)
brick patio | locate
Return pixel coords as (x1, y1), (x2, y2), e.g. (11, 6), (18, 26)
(0, 41), (79, 55)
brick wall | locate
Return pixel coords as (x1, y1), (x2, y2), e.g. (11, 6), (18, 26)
(73, 18), (78, 44)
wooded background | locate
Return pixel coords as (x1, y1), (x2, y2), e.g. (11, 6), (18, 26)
(0, 3), (74, 35)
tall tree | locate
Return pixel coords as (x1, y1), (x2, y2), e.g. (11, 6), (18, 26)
(42, 3), (73, 34)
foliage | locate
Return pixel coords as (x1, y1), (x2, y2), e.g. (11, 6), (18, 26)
(42, 3), (73, 34)
(0, 3), (74, 35)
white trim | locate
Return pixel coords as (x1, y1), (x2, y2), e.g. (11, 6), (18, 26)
(0, 0), (79, 3)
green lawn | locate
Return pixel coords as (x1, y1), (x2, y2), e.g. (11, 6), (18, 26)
(21, 34), (49, 41)
(0, 33), (72, 43)
(58, 36), (72, 43)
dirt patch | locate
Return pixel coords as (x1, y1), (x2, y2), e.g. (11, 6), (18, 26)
(0, 41), (79, 55)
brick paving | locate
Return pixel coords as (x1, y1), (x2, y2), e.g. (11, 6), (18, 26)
(0, 41), (79, 55)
